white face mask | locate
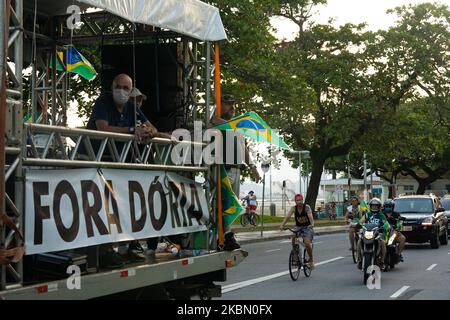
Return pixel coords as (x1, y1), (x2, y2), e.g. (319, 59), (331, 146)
(113, 89), (130, 105)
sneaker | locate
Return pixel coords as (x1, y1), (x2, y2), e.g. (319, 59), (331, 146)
(145, 249), (156, 257)
(128, 241), (144, 253)
(308, 261), (315, 270)
(125, 250), (146, 263)
(100, 250), (125, 269)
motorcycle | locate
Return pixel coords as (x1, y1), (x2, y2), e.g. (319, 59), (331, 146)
(384, 216), (406, 270)
(348, 219), (361, 264)
(359, 223), (383, 285)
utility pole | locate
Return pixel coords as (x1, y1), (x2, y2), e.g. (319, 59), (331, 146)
(298, 152), (302, 194)
(363, 151), (367, 202)
(260, 162), (270, 238)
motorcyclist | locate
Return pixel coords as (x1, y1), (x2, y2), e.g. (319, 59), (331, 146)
(357, 197), (389, 270)
(383, 199), (406, 262)
(344, 197), (366, 251)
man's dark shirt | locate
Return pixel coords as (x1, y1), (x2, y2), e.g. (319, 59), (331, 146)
(82, 93), (149, 159)
(86, 93), (148, 130)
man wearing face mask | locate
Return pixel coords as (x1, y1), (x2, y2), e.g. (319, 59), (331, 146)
(86, 74), (157, 139)
(85, 74), (159, 268)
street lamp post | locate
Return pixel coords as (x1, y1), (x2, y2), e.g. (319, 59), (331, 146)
(261, 162), (270, 238)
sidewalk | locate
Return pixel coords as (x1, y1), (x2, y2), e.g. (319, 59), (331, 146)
(233, 223), (348, 245)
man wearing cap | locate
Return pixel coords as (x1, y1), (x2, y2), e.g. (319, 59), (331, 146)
(211, 94), (261, 196)
(129, 87), (172, 139)
(129, 87), (147, 109)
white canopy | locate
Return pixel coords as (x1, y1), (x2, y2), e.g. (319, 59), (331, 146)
(77, 0), (227, 41)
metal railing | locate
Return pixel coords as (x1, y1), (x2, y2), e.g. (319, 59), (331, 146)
(24, 123), (207, 172)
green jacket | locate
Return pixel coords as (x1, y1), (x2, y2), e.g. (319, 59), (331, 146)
(366, 212), (390, 240)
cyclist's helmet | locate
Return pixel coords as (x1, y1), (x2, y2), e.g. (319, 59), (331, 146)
(368, 197), (382, 213)
(383, 199), (395, 214)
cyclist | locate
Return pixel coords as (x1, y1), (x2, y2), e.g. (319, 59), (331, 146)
(383, 198), (406, 262)
(357, 198), (389, 270)
(280, 194), (315, 270)
(242, 191), (257, 219)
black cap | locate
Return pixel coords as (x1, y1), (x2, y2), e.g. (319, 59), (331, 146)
(221, 94), (236, 103)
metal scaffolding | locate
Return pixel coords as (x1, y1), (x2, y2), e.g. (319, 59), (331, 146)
(1, 1), (219, 292)
(1, 0), (24, 291)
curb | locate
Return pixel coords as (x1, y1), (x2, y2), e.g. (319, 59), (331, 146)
(236, 228), (347, 245)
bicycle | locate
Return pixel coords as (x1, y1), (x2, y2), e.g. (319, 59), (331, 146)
(284, 227), (314, 281)
(240, 209), (260, 227)
(348, 220), (361, 264)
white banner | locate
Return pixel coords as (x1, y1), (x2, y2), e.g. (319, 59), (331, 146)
(25, 169), (209, 255)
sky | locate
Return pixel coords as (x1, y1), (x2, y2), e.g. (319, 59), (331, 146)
(270, 0), (448, 41)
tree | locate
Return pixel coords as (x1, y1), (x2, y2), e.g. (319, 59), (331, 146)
(362, 98), (450, 195)
(263, 2), (450, 210)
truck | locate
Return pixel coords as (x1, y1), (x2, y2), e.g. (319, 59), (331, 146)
(0, 0), (246, 300)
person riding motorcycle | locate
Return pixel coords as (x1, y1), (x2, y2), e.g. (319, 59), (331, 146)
(383, 199), (406, 262)
(344, 197), (366, 251)
(357, 197), (389, 270)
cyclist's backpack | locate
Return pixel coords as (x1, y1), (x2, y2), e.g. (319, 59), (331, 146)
(223, 231), (240, 251)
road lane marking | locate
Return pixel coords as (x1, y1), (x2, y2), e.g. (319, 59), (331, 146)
(426, 264), (437, 271)
(266, 249), (281, 253)
(222, 256), (344, 294)
(280, 240), (323, 244)
(390, 286), (410, 299)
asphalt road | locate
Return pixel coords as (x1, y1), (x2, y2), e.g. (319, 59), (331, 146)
(218, 232), (450, 300)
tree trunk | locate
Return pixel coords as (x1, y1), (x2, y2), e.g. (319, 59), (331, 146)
(305, 156), (326, 218)
(416, 180), (428, 195)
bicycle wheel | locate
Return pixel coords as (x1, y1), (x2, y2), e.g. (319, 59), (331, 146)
(240, 214), (249, 227)
(303, 248), (312, 277)
(251, 213), (260, 226)
(289, 249), (301, 281)
(351, 237), (358, 264)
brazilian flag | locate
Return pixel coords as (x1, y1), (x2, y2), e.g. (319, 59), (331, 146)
(220, 165), (244, 229)
(214, 112), (290, 150)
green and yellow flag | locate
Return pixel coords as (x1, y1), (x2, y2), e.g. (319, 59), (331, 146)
(56, 46), (97, 81)
(214, 112), (290, 150)
(220, 165), (244, 229)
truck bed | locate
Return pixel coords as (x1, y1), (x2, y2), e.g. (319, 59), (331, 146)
(0, 250), (247, 300)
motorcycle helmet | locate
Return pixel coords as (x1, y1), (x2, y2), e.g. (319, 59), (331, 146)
(383, 199), (394, 214)
(368, 197), (382, 213)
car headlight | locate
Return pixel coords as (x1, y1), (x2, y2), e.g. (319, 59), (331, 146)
(364, 231), (374, 240)
(421, 217), (433, 226)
